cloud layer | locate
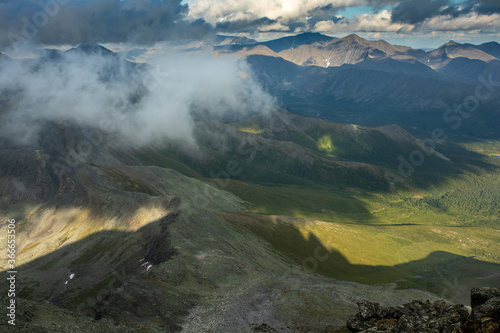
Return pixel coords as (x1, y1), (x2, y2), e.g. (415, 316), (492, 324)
(392, 0), (500, 25)
(0, 0), (213, 48)
(0, 49), (274, 146)
(1, 0), (499, 49)
(186, 0), (500, 36)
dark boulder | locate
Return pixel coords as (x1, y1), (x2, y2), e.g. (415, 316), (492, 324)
(346, 300), (468, 332)
(346, 288), (500, 333)
(455, 317), (500, 333)
(471, 288), (500, 321)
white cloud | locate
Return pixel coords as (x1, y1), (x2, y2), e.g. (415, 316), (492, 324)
(258, 22), (292, 32)
(355, 10), (410, 32)
(0, 49), (274, 146)
(311, 10), (412, 34)
(186, 0), (500, 39)
(421, 13), (500, 32)
(187, 0), (367, 25)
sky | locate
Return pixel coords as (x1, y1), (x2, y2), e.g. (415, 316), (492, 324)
(0, 0), (499, 147)
(0, 0), (499, 50)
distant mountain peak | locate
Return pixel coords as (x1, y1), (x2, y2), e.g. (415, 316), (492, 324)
(480, 41), (500, 47)
(214, 35), (257, 45)
(287, 32), (334, 43)
(68, 43), (116, 57)
(253, 32), (335, 53)
(297, 32), (326, 37)
(444, 40), (459, 47)
(341, 34), (366, 44)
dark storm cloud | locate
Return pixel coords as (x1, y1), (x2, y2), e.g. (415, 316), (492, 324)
(391, 0), (450, 24)
(2, 0), (499, 47)
(0, 0), (214, 48)
(305, 4), (344, 28)
(308, 4), (341, 18)
(215, 17), (277, 33)
(473, 0), (500, 15)
(391, 0), (500, 25)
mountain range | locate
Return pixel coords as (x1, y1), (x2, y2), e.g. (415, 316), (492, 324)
(211, 33), (500, 138)
(0, 36), (499, 332)
(215, 32), (500, 69)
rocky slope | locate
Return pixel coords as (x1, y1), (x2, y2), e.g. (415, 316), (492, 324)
(347, 287), (500, 333)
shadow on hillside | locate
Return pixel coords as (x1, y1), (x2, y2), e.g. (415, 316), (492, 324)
(170, 112), (500, 193)
(221, 181), (379, 223)
(0, 213), (192, 332)
(2, 114), (499, 218)
(233, 217), (500, 305)
(0, 142), (380, 226)
(0, 201), (497, 331)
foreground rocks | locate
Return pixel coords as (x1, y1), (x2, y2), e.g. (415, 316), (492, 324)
(347, 287), (500, 333)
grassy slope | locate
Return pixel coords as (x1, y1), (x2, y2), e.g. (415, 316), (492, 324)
(135, 112), (457, 192)
(221, 151), (500, 228)
(2, 118), (498, 331)
(215, 140), (500, 304)
(135, 115), (499, 305)
(225, 212), (499, 303)
(2, 163), (446, 332)
(127, 110), (500, 308)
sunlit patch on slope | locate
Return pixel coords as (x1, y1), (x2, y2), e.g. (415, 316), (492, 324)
(236, 125), (263, 134)
(317, 135), (335, 155)
(0, 204), (173, 268)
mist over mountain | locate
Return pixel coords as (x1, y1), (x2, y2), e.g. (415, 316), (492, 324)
(0, 45), (274, 146)
(1, 32), (500, 333)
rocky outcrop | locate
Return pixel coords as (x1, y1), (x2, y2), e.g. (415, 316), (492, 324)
(347, 287), (500, 333)
(454, 287), (500, 333)
(455, 318), (500, 333)
(470, 287), (500, 321)
(346, 299), (468, 332)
